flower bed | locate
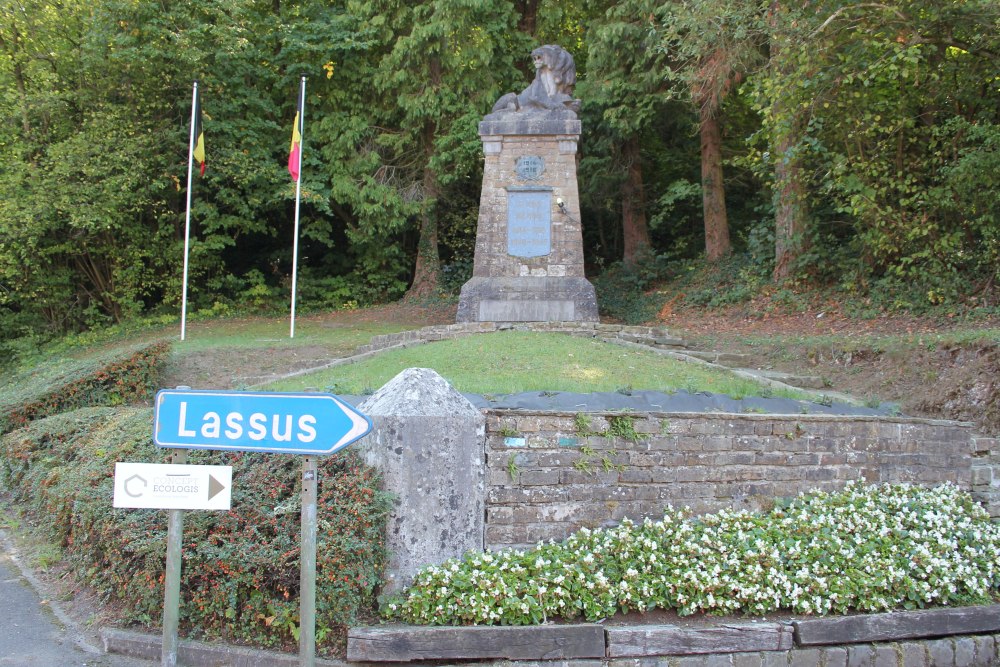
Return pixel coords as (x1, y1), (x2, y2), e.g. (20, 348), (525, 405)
(386, 482), (1000, 625)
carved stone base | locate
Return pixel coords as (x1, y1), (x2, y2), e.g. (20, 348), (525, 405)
(456, 276), (598, 323)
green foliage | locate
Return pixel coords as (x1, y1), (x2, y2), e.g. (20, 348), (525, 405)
(2, 0), (998, 328)
(591, 253), (674, 323)
(606, 415), (639, 442)
(0, 341), (170, 435)
(0, 407), (391, 648)
(385, 482), (1000, 624)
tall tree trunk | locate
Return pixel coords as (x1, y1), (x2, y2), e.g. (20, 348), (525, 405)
(515, 0), (539, 37)
(699, 107), (730, 261)
(621, 135), (650, 264)
(771, 114), (809, 280)
(406, 139), (441, 299)
(769, 1), (809, 281)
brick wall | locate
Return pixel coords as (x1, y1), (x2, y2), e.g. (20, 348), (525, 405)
(484, 410), (976, 551)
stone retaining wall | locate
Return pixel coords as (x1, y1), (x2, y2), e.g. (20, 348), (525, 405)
(347, 605), (1000, 665)
(484, 411), (977, 550)
(971, 437), (1000, 518)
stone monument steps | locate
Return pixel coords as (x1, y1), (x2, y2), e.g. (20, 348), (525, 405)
(735, 367), (827, 390)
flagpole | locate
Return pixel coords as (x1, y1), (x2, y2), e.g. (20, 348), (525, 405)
(290, 76), (305, 339)
(181, 81), (198, 342)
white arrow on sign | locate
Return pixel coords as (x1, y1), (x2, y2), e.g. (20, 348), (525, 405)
(113, 462), (232, 511)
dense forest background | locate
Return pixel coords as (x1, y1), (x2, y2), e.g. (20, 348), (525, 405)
(1, 0), (998, 345)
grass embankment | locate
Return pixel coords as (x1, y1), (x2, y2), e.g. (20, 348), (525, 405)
(1, 309), (997, 653)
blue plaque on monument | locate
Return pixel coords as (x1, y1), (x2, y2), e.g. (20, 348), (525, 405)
(507, 187), (551, 258)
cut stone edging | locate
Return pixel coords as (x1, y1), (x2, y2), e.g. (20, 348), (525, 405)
(98, 605), (1000, 666)
(345, 605), (1000, 663)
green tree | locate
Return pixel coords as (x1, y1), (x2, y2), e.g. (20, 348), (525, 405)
(338, 0), (526, 298)
(582, 0), (676, 264)
(656, 0), (768, 264)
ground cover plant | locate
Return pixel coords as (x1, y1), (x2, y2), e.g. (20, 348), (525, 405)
(0, 407), (392, 652)
(263, 330), (806, 400)
(0, 340), (170, 435)
(385, 482), (1000, 625)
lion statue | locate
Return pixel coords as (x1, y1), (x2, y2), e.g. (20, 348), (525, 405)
(490, 45), (581, 116)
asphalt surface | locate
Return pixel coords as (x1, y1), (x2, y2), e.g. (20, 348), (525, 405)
(0, 532), (155, 667)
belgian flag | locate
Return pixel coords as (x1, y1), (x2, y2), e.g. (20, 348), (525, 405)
(288, 84), (304, 181)
(193, 91), (206, 176)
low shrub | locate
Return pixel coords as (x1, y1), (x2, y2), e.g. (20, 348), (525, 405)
(0, 340), (170, 435)
(0, 407), (391, 651)
(385, 482), (1000, 625)
(592, 253), (674, 324)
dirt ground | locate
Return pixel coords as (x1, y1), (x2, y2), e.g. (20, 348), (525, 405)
(662, 304), (1000, 437)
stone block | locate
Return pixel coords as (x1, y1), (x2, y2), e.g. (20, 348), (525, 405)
(953, 638), (975, 667)
(793, 606), (1000, 646)
(847, 645), (874, 667)
(900, 642), (927, 666)
(823, 646), (849, 667)
(971, 635), (995, 666)
(927, 639), (954, 667)
(872, 645), (898, 667)
(358, 369), (486, 594)
(732, 652), (764, 667)
(789, 648), (822, 666)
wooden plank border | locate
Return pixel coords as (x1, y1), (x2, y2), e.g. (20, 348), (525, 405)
(793, 604), (1000, 646)
(605, 622), (793, 657)
(347, 624), (606, 662)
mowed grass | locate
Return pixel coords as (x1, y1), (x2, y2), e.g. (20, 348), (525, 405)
(263, 330), (804, 398)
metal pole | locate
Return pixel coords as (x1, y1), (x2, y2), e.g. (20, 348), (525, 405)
(181, 82), (198, 342)
(290, 76), (306, 339)
(299, 455), (318, 667)
(162, 448), (188, 667)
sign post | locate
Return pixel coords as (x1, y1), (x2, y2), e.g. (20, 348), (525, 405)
(149, 388), (371, 667)
(299, 456), (318, 667)
(163, 449), (186, 667)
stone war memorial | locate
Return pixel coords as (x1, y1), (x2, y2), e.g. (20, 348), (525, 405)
(457, 45), (599, 323)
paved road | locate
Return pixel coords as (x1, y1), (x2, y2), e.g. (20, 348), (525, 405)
(0, 536), (155, 667)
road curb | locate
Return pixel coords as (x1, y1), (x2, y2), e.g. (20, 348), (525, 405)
(100, 627), (350, 667)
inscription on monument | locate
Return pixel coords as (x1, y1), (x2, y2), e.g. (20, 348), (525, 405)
(507, 187), (551, 258)
(515, 155), (545, 181)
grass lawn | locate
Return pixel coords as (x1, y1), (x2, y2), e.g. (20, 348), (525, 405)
(262, 330), (805, 399)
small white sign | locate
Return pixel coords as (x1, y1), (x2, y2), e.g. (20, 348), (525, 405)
(113, 462), (232, 511)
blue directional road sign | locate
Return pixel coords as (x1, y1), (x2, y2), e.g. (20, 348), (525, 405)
(153, 389), (372, 455)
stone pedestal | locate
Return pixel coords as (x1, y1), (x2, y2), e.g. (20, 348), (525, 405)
(457, 116), (598, 323)
(357, 368), (486, 595)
